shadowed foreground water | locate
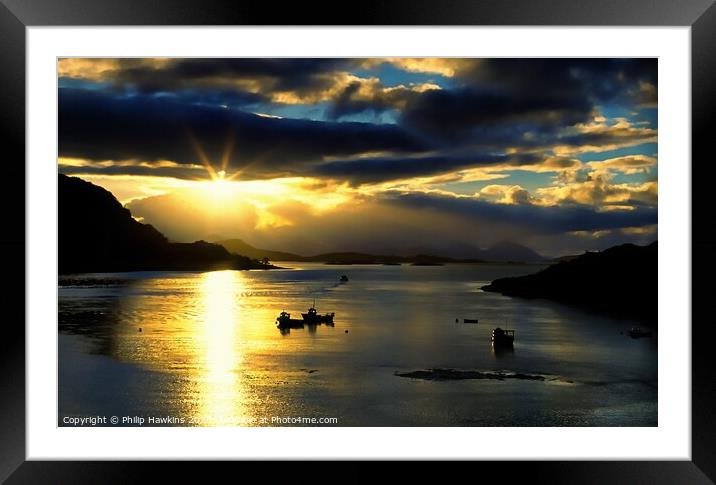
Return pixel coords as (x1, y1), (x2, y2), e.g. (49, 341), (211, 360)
(58, 263), (657, 426)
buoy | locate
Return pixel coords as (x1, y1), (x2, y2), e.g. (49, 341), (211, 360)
(139, 328), (142, 332)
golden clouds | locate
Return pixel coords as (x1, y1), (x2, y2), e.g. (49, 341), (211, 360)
(58, 58), (172, 80)
(636, 81), (657, 108)
(381, 167), (509, 189)
(536, 176), (657, 208)
(472, 176), (658, 210)
(552, 118), (657, 156)
(473, 152), (657, 210)
(569, 223), (657, 239)
(362, 58), (479, 77)
(479, 184), (532, 205)
(497, 155), (583, 173)
(269, 72), (440, 106)
(587, 155), (657, 174)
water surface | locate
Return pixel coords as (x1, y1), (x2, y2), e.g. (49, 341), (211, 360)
(59, 263), (657, 426)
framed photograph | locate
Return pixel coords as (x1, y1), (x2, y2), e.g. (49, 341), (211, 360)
(3, 0), (715, 481)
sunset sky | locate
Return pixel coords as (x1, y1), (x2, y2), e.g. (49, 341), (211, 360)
(58, 58), (658, 257)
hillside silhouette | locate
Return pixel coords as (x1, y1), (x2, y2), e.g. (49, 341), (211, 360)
(216, 238), (545, 264)
(59, 174), (272, 273)
(217, 238), (305, 262)
(483, 242), (657, 323)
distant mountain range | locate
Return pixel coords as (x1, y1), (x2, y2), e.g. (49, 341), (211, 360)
(483, 242), (657, 323)
(478, 241), (545, 263)
(216, 238), (546, 264)
(59, 174), (272, 273)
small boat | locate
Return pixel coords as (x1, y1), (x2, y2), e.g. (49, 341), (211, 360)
(302, 305), (335, 324)
(340, 275), (349, 282)
(492, 327), (515, 348)
(300, 299), (335, 323)
(276, 311), (291, 326)
(628, 327), (652, 338)
(276, 311), (304, 328)
(464, 318), (479, 324)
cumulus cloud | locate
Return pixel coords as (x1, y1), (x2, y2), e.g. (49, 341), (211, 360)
(535, 173), (658, 208)
(479, 185), (533, 205)
(328, 77), (440, 119)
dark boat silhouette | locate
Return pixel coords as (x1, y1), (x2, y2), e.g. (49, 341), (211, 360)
(300, 298), (335, 323)
(340, 274), (349, 282)
(302, 305), (335, 323)
(491, 327), (515, 348)
(463, 318), (479, 324)
(276, 311), (304, 328)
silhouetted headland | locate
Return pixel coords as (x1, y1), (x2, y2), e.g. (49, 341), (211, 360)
(482, 242), (657, 323)
(59, 174), (275, 274)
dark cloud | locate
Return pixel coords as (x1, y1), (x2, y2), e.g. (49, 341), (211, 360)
(554, 125), (657, 151)
(457, 58), (657, 105)
(59, 164), (204, 180)
(313, 153), (543, 185)
(385, 191), (658, 235)
(329, 59), (657, 140)
(152, 88), (267, 108)
(400, 86), (593, 141)
(328, 81), (423, 120)
(58, 88), (428, 177)
(110, 58), (354, 95)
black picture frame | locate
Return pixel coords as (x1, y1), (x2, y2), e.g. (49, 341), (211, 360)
(2, 0), (714, 482)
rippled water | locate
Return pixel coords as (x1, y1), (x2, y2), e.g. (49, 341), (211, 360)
(58, 263), (657, 426)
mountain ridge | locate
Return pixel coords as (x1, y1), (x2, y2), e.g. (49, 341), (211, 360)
(216, 238), (546, 264)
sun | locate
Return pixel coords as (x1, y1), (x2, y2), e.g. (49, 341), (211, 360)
(214, 169), (229, 187)
(208, 170), (234, 199)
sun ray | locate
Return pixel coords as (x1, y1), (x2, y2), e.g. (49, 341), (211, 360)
(187, 130), (218, 180)
(220, 131), (235, 174)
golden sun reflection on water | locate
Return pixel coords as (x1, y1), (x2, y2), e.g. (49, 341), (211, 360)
(196, 270), (246, 426)
(107, 269), (306, 426)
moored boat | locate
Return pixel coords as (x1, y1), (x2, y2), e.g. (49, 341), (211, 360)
(491, 327), (515, 348)
(302, 305), (335, 323)
(276, 311), (305, 328)
(299, 298), (335, 323)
